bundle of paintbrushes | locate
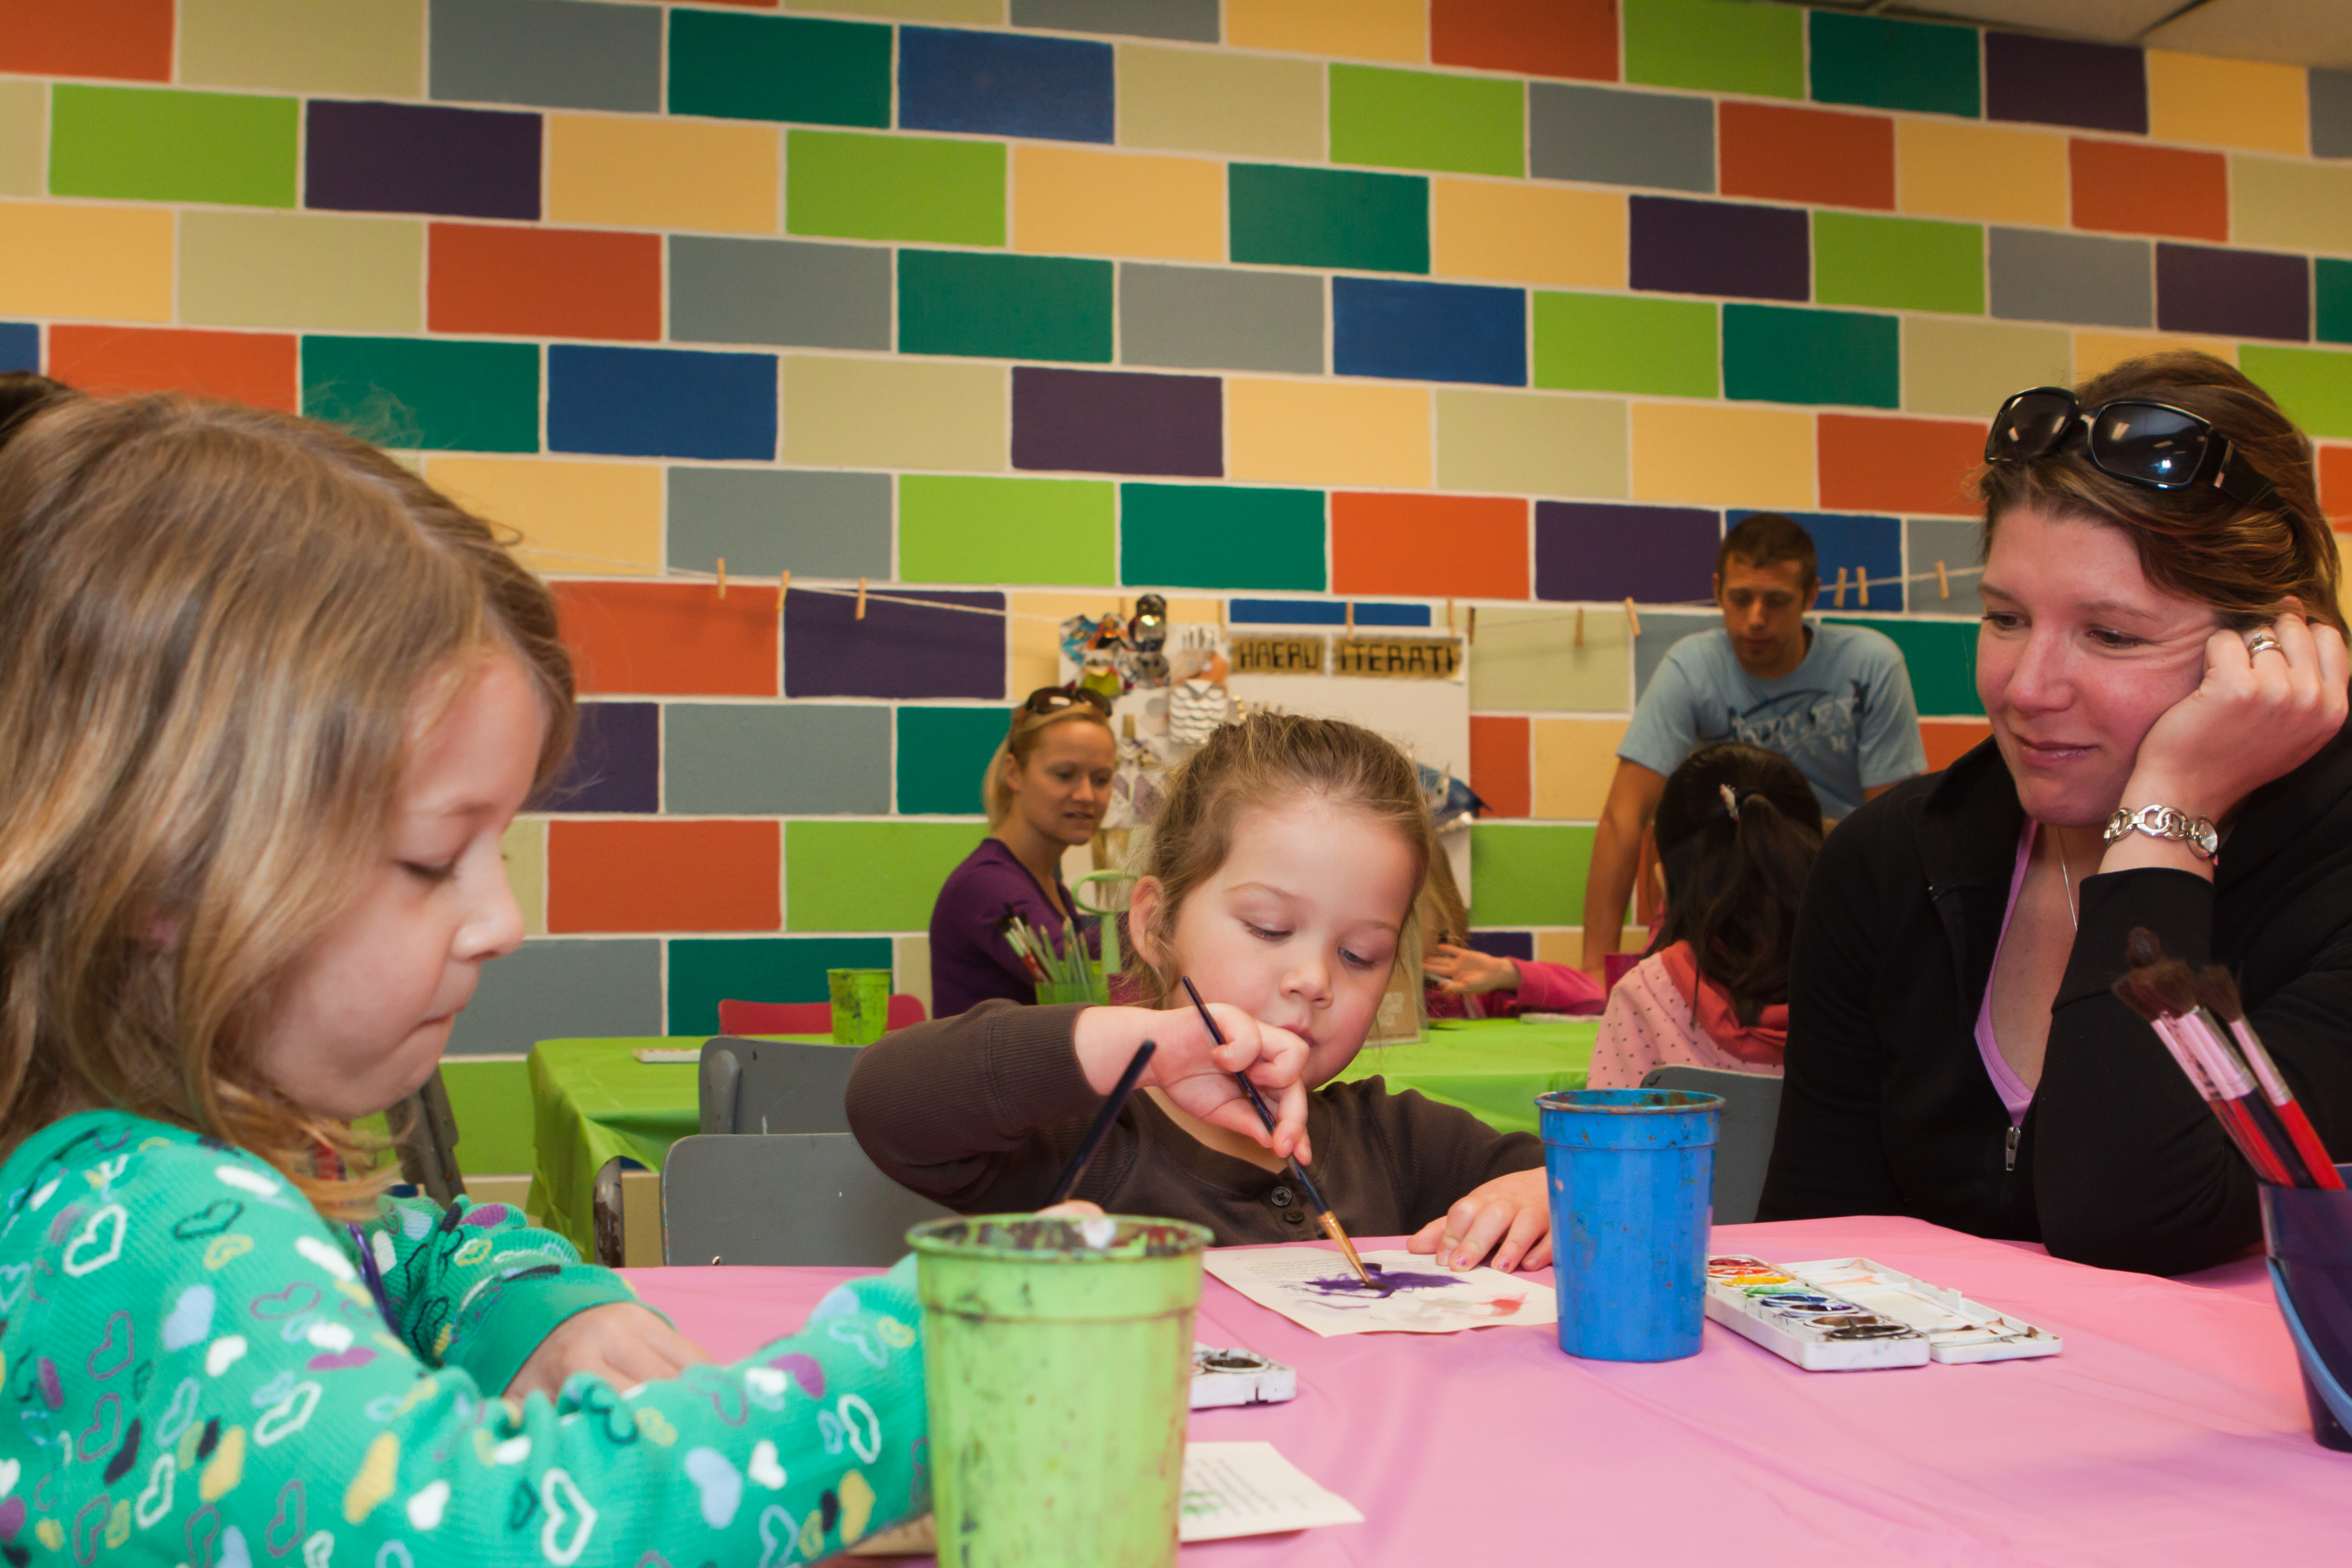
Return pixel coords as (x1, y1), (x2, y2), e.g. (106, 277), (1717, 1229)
(999, 913), (1104, 1002)
(2112, 927), (2343, 1189)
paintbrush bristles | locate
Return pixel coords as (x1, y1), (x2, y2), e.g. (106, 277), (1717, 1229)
(2193, 964), (2247, 1025)
(2111, 957), (2200, 1026)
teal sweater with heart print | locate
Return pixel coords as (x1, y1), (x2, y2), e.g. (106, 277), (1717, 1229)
(0, 1111), (927, 1567)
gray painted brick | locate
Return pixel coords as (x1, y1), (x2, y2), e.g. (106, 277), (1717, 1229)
(1633, 612), (1717, 702)
(2315, 70), (2352, 160)
(670, 236), (892, 351)
(1905, 519), (1985, 617)
(1988, 228), (2152, 329)
(1531, 83), (1715, 194)
(667, 468), (893, 582)
(666, 703), (893, 816)
(429, 0), (660, 113)
(1011, 0), (1218, 42)
(446, 938), (662, 1055)
(1120, 263), (1324, 374)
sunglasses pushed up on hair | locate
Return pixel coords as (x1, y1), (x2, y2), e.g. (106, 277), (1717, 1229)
(1984, 387), (2273, 506)
(1020, 684), (1113, 718)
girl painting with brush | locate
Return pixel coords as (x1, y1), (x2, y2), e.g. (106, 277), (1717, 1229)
(1761, 352), (2352, 1275)
(850, 711), (1555, 1274)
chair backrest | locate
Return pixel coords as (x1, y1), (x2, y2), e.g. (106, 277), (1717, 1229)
(697, 1035), (863, 1136)
(1639, 1065), (1784, 1226)
(715, 994), (929, 1037)
(661, 1133), (952, 1266)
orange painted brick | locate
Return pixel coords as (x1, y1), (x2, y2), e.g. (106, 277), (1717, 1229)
(546, 819), (781, 934)
(47, 325), (297, 413)
(0, 0), (172, 80)
(1818, 413), (1983, 518)
(1920, 719), (1991, 772)
(553, 582), (781, 697)
(1719, 102), (1894, 212)
(429, 224), (662, 342)
(2070, 140), (2228, 243)
(1331, 492), (1529, 599)
(2322, 444), (2352, 528)
(1470, 715), (1532, 819)
(1432, 0), (1615, 82)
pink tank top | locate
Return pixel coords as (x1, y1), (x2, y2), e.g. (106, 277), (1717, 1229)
(1972, 822), (2040, 1126)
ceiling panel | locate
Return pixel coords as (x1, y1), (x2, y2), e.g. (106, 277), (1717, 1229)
(2144, 0), (2352, 70)
(1870, 1), (2192, 44)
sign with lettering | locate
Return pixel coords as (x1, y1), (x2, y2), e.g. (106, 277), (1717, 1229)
(1332, 637), (1461, 680)
(1230, 635), (1326, 675)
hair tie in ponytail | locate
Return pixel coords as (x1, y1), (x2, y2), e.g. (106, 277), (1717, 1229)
(1718, 783), (1741, 821)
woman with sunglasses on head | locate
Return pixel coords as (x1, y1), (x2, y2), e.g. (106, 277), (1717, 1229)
(927, 685), (1118, 1015)
(1760, 352), (2352, 1275)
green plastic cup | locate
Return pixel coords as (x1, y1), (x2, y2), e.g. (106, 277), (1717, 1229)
(826, 967), (891, 1044)
(910, 1215), (1213, 1568)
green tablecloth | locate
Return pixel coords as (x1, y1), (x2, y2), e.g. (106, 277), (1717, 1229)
(525, 1018), (1597, 1255)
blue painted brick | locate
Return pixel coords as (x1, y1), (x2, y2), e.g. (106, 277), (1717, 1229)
(1333, 277), (1526, 387)
(1228, 599), (1430, 627)
(1731, 508), (1904, 611)
(899, 27), (1113, 144)
(547, 344), (777, 460)
(544, 702), (660, 813)
(0, 323), (36, 373)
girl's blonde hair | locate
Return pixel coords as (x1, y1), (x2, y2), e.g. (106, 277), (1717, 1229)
(1125, 711), (1432, 1005)
(0, 395), (575, 1215)
(982, 700), (1114, 828)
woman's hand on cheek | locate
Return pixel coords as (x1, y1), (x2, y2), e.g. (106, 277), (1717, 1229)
(2125, 605), (2350, 826)
(506, 1303), (713, 1401)
(1407, 1169), (1552, 1274)
(1073, 1002), (1314, 1165)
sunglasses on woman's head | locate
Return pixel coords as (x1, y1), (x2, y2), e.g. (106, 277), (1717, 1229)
(1984, 387), (2273, 506)
(1021, 684), (1112, 717)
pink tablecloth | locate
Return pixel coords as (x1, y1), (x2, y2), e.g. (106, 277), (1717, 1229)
(624, 1216), (2352, 1565)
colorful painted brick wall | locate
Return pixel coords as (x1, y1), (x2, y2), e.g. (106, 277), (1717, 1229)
(8, 0), (2352, 1070)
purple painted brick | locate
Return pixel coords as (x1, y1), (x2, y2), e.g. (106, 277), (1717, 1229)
(546, 702), (659, 813)
(305, 99), (541, 219)
(784, 587), (1005, 699)
(2156, 244), (2309, 342)
(1535, 502), (1720, 604)
(1012, 365), (1222, 477)
(1630, 197), (1808, 303)
(1985, 32), (2145, 135)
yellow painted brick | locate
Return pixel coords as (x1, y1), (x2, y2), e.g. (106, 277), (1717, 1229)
(783, 355), (1007, 472)
(1532, 718), (1629, 820)
(1227, 0), (1426, 62)
(0, 201), (173, 322)
(181, 0), (424, 98)
(2231, 156), (2352, 257)
(1902, 318), (2073, 419)
(1117, 44), (1323, 160)
(784, 0), (1001, 17)
(893, 933), (933, 1019)
(1227, 378), (1431, 489)
(1013, 145), (1222, 262)
(548, 114), (778, 235)
(1436, 388), (1627, 498)
(180, 210), (423, 331)
(2146, 50), (2305, 156)
(502, 818), (546, 936)
(426, 456), (664, 579)
(1896, 119), (2068, 228)
(1467, 607), (1630, 714)
(2075, 331), (2237, 381)
(1630, 403), (1814, 509)
(1432, 179), (1625, 290)
(0, 82), (44, 196)
(1532, 929), (1583, 967)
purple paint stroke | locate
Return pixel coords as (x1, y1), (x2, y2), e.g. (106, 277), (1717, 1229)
(1299, 1265), (1457, 1298)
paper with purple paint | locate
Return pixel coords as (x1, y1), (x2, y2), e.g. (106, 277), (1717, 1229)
(1203, 1247), (1555, 1338)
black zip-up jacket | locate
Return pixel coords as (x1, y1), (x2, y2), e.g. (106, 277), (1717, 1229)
(1759, 724), (2352, 1275)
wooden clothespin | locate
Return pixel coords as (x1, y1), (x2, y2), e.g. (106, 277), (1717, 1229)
(1935, 560), (1950, 601)
(1574, 605), (1585, 648)
(780, 568), (791, 597)
(1446, 597), (1456, 634)
(856, 577), (869, 620)
(1833, 567), (1849, 608)
(1467, 606), (1478, 645)
(1856, 566), (1869, 606)
(1623, 597), (1641, 638)
(715, 557), (727, 599)
(1344, 601), (1355, 636)
(1215, 598), (1225, 629)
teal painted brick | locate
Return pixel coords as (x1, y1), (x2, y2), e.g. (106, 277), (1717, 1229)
(1120, 484), (1325, 591)
(1722, 304), (1900, 410)
(897, 706), (1015, 815)
(786, 130), (1006, 247)
(2318, 258), (2352, 346)
(899, 250), (1113, 363)
(1827, 615), (1981, 716)
(786, 821), (988, 931)
(50, 86), (297, 207)
(1623, 0), (1804, 100)
(667, 935), (895, 1034)
(1329, 66), (1523, 178)
(1229, 164), (1429, 276)
(302, 337), (541, 452)
(669, 11), (891, 128)
(1809, 11), (1981, 118)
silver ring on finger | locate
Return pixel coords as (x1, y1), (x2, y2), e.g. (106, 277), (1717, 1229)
(2245, 629), (2284, 658)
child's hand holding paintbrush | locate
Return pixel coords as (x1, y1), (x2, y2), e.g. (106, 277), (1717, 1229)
(1070, 997), (1315, 1163)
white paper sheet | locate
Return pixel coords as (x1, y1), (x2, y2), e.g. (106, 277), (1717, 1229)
(1203, 1246), (1556, 1337)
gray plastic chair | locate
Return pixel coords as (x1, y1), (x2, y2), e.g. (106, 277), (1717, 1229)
(697, 1035), (861, 1136)
(1639, 1065), (1784, 1225)
(661, 1133), (952, 1266)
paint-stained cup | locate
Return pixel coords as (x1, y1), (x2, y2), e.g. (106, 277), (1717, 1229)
(827, 967), (891, 1044)
(910, 1215), (1212, 1568)
(2260, 1170), (2352, 1450)
(1539, 1088), (1722, 1362)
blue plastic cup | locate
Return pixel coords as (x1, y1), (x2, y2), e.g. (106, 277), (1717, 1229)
(1538, 1088), (1722, 1362)
(2259, 1168), (2352, 1451)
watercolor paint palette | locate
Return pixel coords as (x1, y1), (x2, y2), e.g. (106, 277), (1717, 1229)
(1706, 1255), (2063, 1372)
(1191, 1344), (1297, 1408)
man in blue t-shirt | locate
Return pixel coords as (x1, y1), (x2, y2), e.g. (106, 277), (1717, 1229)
(1579, 512), (1927, 975)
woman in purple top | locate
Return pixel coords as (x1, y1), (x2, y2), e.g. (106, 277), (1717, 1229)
(929, 686), (1117, 1015)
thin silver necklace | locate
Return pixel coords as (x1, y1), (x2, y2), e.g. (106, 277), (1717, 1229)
(2055, 830), (2078, 932)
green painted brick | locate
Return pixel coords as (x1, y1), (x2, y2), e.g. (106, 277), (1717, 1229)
(787, 130), (1005, 247)
(1623, 0), (1804, 101)
(1533, 293), (1717, 398)
(666, 935), (895, 1035)
(1814, 213), (1984, 316)
(50, 86), (297, 207)
(898, 250), (1113, 364)
(1827, 615), (1981, 717)
(2240, 344), (2352, 440)
(1329, 65), (1523, 178)
(897, 706), (1015, 816)
(1469, 823), (1593, 927)
(302, 336), (540, 452)
(2316, 259), (2352, 347)
(1722, 304), (1900, 410)
(1229, 164), (1429, 276)
(1120, 484), (1325, 592)
(669, 12), (891, 128)
(787, 820), (989, 932)
(899, 474), (1116, 585)
(1809, 11), (1981, 118)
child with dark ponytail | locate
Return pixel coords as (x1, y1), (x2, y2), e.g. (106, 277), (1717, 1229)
(1588, 742), (1823, 1088)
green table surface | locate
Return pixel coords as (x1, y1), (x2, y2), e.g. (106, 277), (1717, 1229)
(525, 1018), (1597, 1255)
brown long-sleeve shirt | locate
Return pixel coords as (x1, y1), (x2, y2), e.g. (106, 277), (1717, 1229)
(845, 999), (1544, 1244)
